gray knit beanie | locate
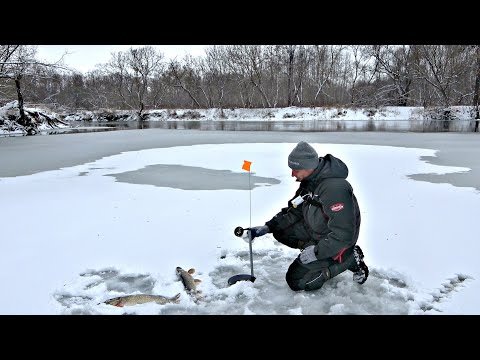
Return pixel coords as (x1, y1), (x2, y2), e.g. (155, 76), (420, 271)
(288, 141), (319, 170)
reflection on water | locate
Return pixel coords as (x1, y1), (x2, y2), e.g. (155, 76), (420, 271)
(67, 120), (340, 132)
(38, 118), (479, 135)
(41, 127), (118, 135)
(49, 120), (340, 134)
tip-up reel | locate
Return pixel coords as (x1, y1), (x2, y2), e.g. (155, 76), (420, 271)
(234, 226), (255, 243)
(228, 226), (256, 285)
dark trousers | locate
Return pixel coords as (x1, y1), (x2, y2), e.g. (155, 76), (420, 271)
(286, 249), (356, 291)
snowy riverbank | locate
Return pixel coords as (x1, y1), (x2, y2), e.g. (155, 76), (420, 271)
(1, 101), (478, 135)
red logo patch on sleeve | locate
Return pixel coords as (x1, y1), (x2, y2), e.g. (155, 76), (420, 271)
(330, 203), (344, 212)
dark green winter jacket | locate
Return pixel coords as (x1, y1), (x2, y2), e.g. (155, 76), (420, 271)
(265, 154), (361, 261)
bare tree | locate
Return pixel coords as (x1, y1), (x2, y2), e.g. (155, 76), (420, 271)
(412, 45), (471, 107)
(226, 45), (271, 108)
(0, 46), (34, 130)
(473, 45), (480, 132)
(203, 46), (232, 110)
(128, 46), (164, 116)
(367, 45), (414, 106)
(261, 45), (284, 108)
(311, 45), (346, 106)
(223, 46), (255, 108)
(0, 45), (69, 134)
(166, 59), (202, 108)
(289, 45), (310, 107)
(103, 46), (164, 118)
(103, 51), (128, 109)
(284, 45), (296, 106)
(83, 69), (113, 109)
(346, 45), (377, 105)
(183, 54), (212, 108)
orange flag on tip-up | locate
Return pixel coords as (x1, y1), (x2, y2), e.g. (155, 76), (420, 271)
(242, 160), (252, 172)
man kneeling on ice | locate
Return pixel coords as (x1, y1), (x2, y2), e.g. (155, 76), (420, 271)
(247, 141), (369, 291)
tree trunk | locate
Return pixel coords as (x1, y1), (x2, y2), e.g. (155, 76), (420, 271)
(287, 46), (295, 106)
(473, 46), (480, 132)
(15, 75), (26, 126)
(15, 75), (37, 135)
(137, 101), (144, 129)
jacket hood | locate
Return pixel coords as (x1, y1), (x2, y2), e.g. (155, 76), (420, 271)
(302, 154), (348, 187)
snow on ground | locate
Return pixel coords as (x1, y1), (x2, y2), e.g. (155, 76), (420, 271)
(1, 143), (478, 315)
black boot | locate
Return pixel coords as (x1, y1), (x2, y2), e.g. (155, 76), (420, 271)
(350, 245), (369, 284)
(326, 251), (357, 279)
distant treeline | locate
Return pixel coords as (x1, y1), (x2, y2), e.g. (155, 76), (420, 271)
(1, 45), (480, 119)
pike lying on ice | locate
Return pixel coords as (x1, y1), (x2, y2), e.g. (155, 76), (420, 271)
(176, 267), (202, 296)
(102, 293), (181, 307)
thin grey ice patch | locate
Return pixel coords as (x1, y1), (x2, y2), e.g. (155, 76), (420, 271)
(104, 164), (280, 190)
(28, 144), (284, 189)
(401, 149), (474, 190)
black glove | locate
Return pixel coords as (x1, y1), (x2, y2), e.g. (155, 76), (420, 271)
(249, 225), (270, 239)
(299, 245), (318, 264)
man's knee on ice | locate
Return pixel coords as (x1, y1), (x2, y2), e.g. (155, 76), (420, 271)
(286, 259), (330, 291)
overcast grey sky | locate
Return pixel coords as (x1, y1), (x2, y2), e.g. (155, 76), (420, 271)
(36, 45), (208, 73)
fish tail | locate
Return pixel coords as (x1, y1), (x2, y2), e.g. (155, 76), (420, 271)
(173, 293), (181, 303)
